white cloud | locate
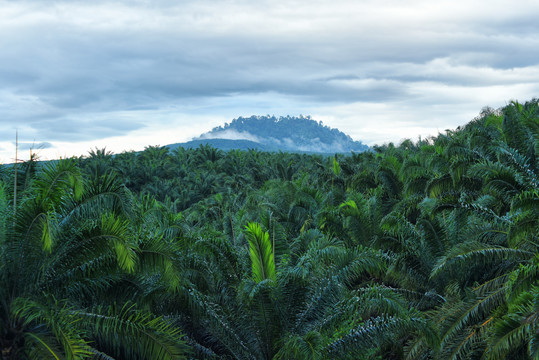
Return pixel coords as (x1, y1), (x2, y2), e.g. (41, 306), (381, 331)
(197, 129), (262, 143)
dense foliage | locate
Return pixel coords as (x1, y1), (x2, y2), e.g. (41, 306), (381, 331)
(1, 99), (538, 359)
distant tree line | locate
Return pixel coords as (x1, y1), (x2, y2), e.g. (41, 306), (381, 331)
(204, 115), (369, 152)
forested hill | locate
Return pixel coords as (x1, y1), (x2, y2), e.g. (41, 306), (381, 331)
(171, 115), (369, 153)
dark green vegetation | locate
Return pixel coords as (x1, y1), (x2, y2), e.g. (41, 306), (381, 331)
(1, 99), (538, 359)
(169, 115), (369, 153)
(168, 139), (272, 152)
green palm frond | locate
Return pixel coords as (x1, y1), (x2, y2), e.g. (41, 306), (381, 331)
(42, 212), (137, 291)
(380, 213), (419, 242)
(241, 278), (279, 358)
(186, 289), (255, 359)
(399, 157), (429, 181)
(40, 210), (58, 252)
(291, 276), (344, 335)
(24, 332), (67, 360)
(427, 174), (454, 198)
(88, 348), (118, 360)
(13, 202), (60, 253)
(68, 173), (134, 221)
(487, 287), (539, 359)
(79, 302), (190, 360)
(376, 166), (402, 198)
(507, 211), (538, 249)
(13, 199), (54, 251)
(436, 289), (504, 357)
(244, 222), (276, 283)
(193, 235), (246, 284)
(498, 145), (538, 189)
(430, 242), (532, 280)
(33, 158), (83, 208)
(331, 246), (389, 287)
(339, 194), (376, 245)
(327, 315), (436, 358)
(12, 296), (93, 360)
(355, 285), (411, 319)
(136, 233), (182, 291)
(502, 102), (538, 166)
(274, 331), (323, 360)
(416, 217), (445, 257)
(98, 213), (137, 273)
(296, 236), (388, 286)
(332, 156), (341, 177)
(512, 189), (539, 212)
(260, 210), (290, 262)
(47, 213), (136, 278)
(505, 258), (539, 303)
(0, 181), (8, 241)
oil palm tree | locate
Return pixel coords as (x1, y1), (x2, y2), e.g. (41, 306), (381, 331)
(0, 159), (189, 359)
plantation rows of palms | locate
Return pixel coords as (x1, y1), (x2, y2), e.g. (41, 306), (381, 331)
(1, 99), (538, 359)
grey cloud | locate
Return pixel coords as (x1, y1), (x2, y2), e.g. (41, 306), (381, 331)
(1, 4), (533, 109)
(16, 141), (53, 150)
(24, 115), (145, 142)
(1, 0), (539, 152)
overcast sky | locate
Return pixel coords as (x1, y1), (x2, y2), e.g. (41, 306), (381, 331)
(1, 0), (538, 162)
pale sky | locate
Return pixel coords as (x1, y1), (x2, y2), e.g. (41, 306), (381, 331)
(1, 0), (539, 162)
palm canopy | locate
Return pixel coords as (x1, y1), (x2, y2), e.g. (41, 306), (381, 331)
(1, 98), (538, 359)
(0, 159), (189, 359)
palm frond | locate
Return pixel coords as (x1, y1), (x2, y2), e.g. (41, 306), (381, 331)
(24, 332), (65, 360)
(98, 213), (137, 273)
(244, 222), (276, 283)
(12, 296), (93, 360)
(431, 242), (532, 280)
(136, 233), (182, 291)
(487, 287), (539, 359)
(33, 158), (83, 208)
(274, 331), (323, 360)
(327, 315), (436, 358)
(79, 303), (190, 360)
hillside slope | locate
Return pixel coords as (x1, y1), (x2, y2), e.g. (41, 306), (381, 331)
(170, 115), (369, 153)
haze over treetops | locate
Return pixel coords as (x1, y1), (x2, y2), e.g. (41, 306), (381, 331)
(169, 115), (370, 153)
